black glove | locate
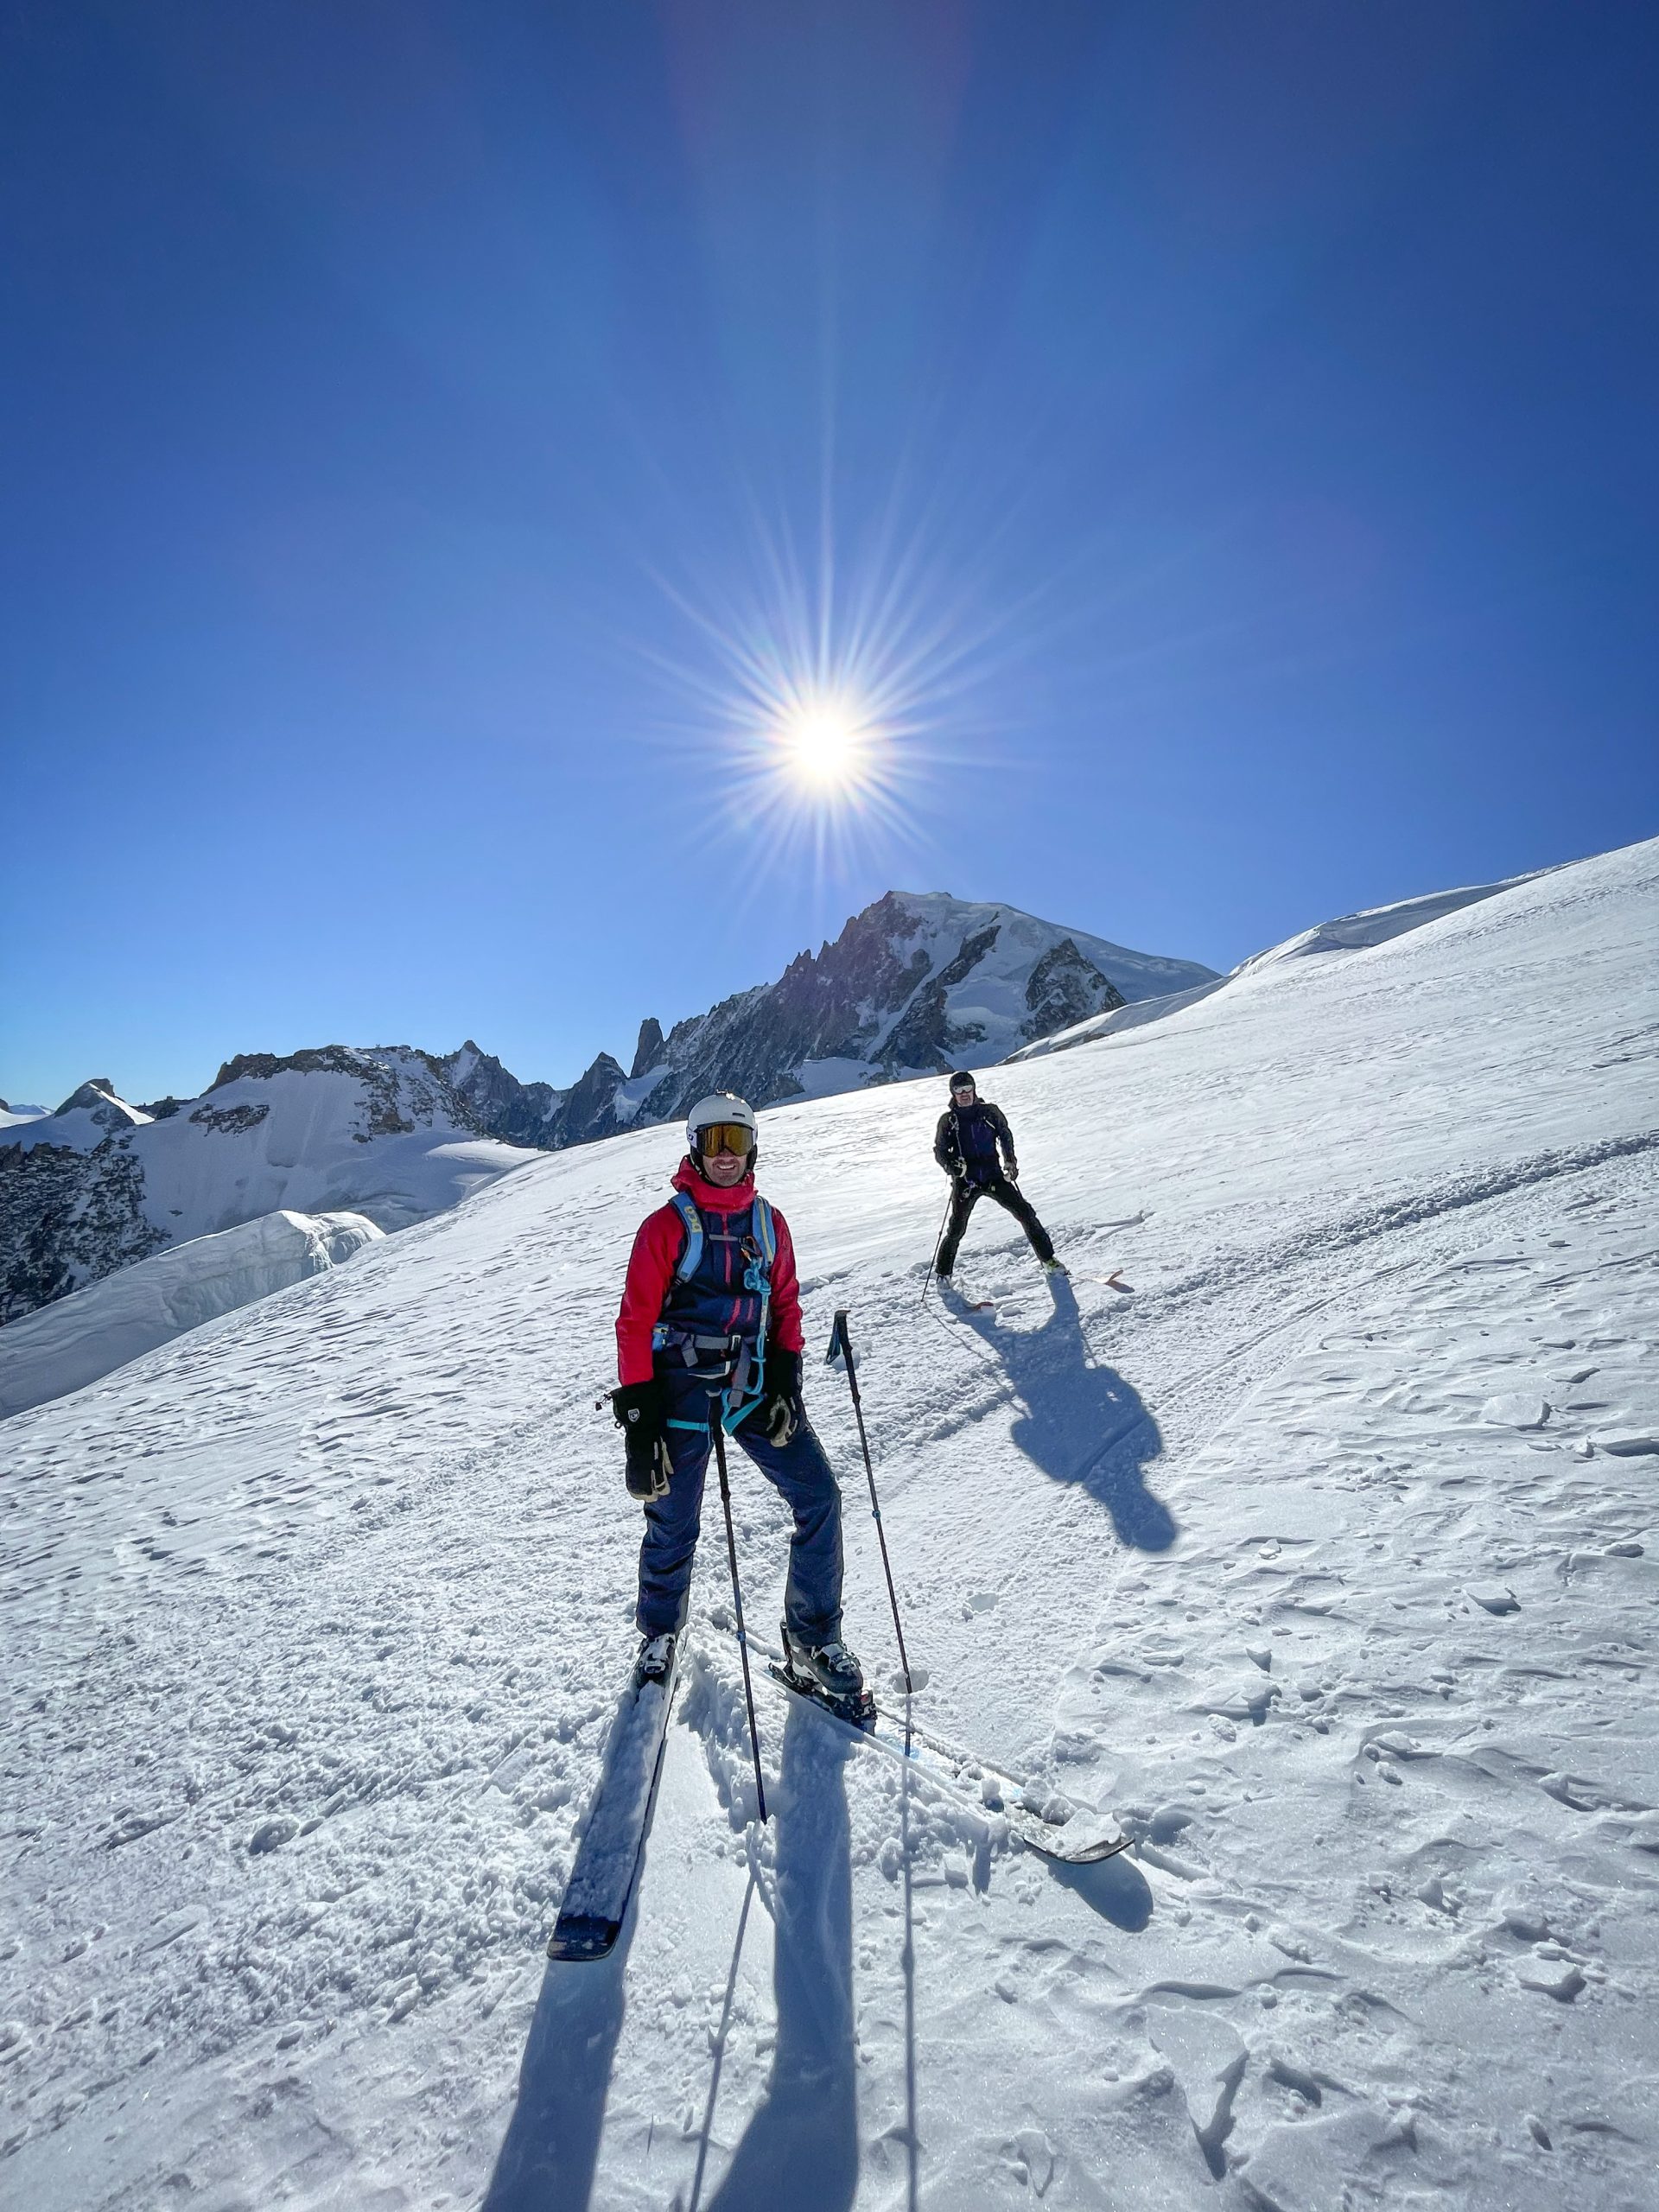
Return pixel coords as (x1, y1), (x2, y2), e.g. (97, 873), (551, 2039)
(1004, 1162), (1019, 1182)
(612, 1377), (671, 1500)
(759, 1347), (802, 1446)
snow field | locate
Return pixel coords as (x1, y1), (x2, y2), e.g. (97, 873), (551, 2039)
(1, 835), (1656, 2209)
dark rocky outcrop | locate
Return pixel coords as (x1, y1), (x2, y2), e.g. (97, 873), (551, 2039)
(439, 1042), (563, 1147)
(630, 1019), (665, 1078)
(1022, 938), (1127, 1039)
(1, 1139), (164, 1323)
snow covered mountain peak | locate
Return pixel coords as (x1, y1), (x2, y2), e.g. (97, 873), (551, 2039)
(16, 1078), (155, 1151)
(442, 887), (1217, 1152)
(202, 1042), (482, 1139)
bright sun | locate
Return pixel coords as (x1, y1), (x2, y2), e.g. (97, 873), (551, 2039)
(777, 697), (868, 789)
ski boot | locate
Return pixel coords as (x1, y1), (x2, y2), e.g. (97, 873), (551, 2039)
(632, 1630), (677, 1690)
(1040, 1256), (1068, 1276)
(778, 1621), (875, 1726)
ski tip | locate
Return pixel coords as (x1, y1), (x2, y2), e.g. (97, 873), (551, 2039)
(1019, 1819), (1134, 1866)
(546, 1913), (624, 1963)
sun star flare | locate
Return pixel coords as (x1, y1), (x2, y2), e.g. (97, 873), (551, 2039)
(776, 696), (873, 791)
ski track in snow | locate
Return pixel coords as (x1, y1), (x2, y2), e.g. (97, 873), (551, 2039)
(2, 837), (1657, 2209)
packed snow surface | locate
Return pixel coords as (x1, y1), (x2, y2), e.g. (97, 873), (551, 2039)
(1008, 862), (1554, 1063)
(0, 1209), (382, 1419)
(2, 837), (1656, 2209)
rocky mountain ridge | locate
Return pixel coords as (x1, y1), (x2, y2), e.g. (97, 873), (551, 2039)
(3, 890), (1213, 1323)
(441, 888), (1214, 1147)
(0, 1054), (524, 1325)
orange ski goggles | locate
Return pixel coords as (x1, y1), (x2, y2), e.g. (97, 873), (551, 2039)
(696, 1122), (754, 1158)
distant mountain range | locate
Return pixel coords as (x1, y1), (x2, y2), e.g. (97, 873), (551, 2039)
(1, 889), (1214, 1323)
(442, 889), (1214, 1147)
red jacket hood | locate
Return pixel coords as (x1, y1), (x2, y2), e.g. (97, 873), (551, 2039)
(671, 1157), (759, 1213)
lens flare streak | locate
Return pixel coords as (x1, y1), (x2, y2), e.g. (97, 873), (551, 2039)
(617, 475), (1023, 907)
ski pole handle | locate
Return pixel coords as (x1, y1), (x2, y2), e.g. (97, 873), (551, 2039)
(827, 1308), (865, 1410)
(825, 1306), (855, 1376)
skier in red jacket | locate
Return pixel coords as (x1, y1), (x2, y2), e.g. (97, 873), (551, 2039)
(613, 1092), (866, 1700)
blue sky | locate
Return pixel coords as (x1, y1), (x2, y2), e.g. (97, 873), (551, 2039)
(3, 2), (1656, 1110)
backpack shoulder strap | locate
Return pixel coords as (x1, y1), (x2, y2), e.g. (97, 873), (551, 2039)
(750, 1193), (777, 1265)
(670, 1190), (703, 1281)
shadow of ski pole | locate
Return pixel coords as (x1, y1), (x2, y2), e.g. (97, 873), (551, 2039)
(688, 1866), (760, 2212)
(705, 1699), (860, 2211)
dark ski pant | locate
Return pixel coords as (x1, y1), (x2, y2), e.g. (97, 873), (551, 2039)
(938, 1171), (1054, 1273)
(636, 1370), (845, 1643)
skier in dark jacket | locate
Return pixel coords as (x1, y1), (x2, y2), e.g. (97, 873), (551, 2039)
(611, 1091), (867, 1703)
(932, 1071), (1059, 1279)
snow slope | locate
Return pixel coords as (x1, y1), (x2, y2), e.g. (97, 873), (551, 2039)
(0, 1050), (532, 1319)
(2, 836), (1656, 2210)
(0, 1209), (383, 1419)
(1007, 863), (1554, 1064)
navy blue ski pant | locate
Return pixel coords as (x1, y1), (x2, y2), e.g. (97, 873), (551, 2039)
(636, 1370), (845, 1643)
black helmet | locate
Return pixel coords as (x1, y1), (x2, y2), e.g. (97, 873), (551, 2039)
(949, 1070), (976, 1093)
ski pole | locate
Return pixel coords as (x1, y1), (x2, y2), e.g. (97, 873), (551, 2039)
(918, 1184), (953, 1307)
(825, 1309), (912, 1697)
(710, 1421), (768, 1826)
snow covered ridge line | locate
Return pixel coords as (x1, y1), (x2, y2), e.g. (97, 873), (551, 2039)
(1008, 859), (1563, 1062)
(0, 1209), (382, 1420)
(0, 1050), (530, 1328)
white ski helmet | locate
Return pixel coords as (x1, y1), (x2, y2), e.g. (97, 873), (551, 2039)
(685, 1091), (758, 1171)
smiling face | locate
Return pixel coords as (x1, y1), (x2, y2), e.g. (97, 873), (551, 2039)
(702, 1147), (748, 1187)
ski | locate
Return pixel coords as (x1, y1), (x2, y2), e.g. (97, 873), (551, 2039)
(546, 1657), (679, 1961)
(702, 1624), (1129, 1866)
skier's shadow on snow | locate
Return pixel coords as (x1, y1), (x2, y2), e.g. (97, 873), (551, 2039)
(481, 1709), (648, 2212)
(944, 1273), (1176, 1552)
(700, 1697), (860, 2212)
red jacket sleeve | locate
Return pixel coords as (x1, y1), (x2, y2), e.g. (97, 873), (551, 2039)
(615, 1205), (683, 1385)
(767, 1208), (805, 1356)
